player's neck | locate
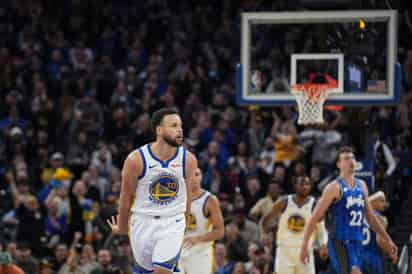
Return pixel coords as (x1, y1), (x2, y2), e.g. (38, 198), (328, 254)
(151, 140), (177, 160)
(192, 189), (204, 200)
(339, 172), (355, 186)
(294, 194), (309, 206)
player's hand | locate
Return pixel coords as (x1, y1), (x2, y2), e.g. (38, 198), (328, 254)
(388, 239), (398, 263)
(183, 236), (201, 249)
(318, 245), (328, 260)
(106, 215), (120, 234)
(300, 243), (310, 264)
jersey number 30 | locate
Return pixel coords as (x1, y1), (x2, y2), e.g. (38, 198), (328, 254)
(349, 210), (363, 227)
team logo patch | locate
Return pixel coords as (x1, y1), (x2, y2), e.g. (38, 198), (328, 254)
(186, 213), (197, 230)
(287, 214), (306, 232)
(149, 173), (179, 205)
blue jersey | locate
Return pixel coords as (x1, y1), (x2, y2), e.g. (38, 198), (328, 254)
(362, 211), (381, 253)
(329, 177), (366, 241)
(362, 211), (385, 274)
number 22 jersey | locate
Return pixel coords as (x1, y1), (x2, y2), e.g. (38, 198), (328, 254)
(328, 177), (365, 241)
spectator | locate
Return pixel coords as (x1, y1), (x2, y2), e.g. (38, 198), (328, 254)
(0, 251), (24, 274)
(258, 137), (276, 176)
(39, 259), (54, 274)
(243, 175), (262, 211)
(44, 198), (68, 250)
(41, 153), (66, 185)
(66, 131), (90, 170)
(90, 143), (113, 179)
(224, 221), (249, 262)
(249, 182), (281, 234)
(51, 244), (69, 273)
(247, 245), (272, 274)
(233, 262), (247, 274)
(6, 243), (18, 261)
(110, 238), (133, 274)
(15, 243), (39, 274)
(272, 121), (299, 167)
(214, 243), (234, 274)
(93, 249), (113, 274)
(246, 114), (265, 157)
(231, 209), (260, 245)
(14, 194), (44, 256)
(130, 114), (152, 148)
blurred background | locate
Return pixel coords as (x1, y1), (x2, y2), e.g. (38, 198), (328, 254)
(0, 0), (411, 274)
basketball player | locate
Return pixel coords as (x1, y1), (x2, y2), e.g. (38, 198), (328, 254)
(300, 146), (397, 274)
(262, 176), (328, 274)
(179, 168), (224, 274)
(362, 191), (397, 274)
(107, 108), (198, 274)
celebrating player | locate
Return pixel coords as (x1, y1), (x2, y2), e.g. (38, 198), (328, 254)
(108, 108), (198, 274)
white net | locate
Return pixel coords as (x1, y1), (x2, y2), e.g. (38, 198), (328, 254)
(291, 85), (332, 125)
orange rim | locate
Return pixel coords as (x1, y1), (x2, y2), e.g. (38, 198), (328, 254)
(325, 105), (343, 111)
(291, 83), (337, 103)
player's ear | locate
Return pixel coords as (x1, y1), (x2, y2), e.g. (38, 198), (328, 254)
(156, 125), (162, 136)
(336, 157), (341, 169)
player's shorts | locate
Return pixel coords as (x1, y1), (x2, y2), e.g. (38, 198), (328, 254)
(362, 250), (384, 274)
(129, 213), (186, 273)
(327, 239), (362, 274)
(179, 245), (214, 274)
(275, 245), (315, 274)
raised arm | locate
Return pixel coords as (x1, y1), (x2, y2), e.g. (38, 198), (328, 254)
(117, 151), (142, 235)
(6, 172), (22, 208)
(261, 196), (287, 233)
(184, 151), (198, 222)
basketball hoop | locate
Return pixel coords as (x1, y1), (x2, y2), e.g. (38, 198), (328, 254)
(291, 83), (337, 125)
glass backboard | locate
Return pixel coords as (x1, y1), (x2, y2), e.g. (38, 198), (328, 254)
(236, 10), (400, 106)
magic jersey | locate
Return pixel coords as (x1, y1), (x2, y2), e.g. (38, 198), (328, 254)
(329, 177), (366, 241)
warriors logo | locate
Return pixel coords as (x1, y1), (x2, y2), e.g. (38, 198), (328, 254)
(149, 173), (179, 205)
(287, 214), (306, 233)
(186, 213), (197, 230)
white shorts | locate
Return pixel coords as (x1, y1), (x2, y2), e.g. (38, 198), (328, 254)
(129, 213), (186, 273)
(275, 246), (315, 274)
(179, 245), (213, 274)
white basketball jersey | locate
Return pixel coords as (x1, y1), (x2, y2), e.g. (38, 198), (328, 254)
(131, 144), (187, 217)
(277, 195), (316, 248)
(183, 191), (212, 254)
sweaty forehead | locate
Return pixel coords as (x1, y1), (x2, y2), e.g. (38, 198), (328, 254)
(161, 114), (181, 126)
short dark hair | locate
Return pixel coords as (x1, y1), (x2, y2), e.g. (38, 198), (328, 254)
(150, 108), (179, 134)
(336, 146), (355, 163)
